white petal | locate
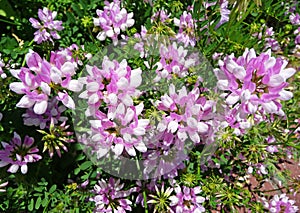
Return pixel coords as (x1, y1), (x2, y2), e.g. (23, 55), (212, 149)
(126, 146), (136, 156)
(61, 62), (75, 76)
(133, 127), (146, 136)
(187, 117), (198, 129)
(106, 29), (114, 37)
(280, 68), (296, 80)
(232, 67), (246, 80)
(16, 95), (35, 108)
(168, 121), (178, 133)
(9, 82), (26, 94)
(130, 68), (142, 87)
(268, 74), (284, 87)
(96, 31), (106, 41)
(87, 82), (99, 92)
(8, 164), (19, 173)
(279, 90), (293, 100)
(134, 142), (147, 152)
(34, 100), (48, 114)
(198, 122), (209, 133)
(226, 93), (240, 105)
(21, 164), (28, 174)
(67, 80), (83, 92)
(113, 144), (124, 156)
(40, 82), (51, 95)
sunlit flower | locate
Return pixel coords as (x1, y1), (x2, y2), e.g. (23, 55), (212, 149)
(93, 0), (134, 45)
(29, 7), (63, 44)
(214, 48), (296, 131)
(262, 194), (298, 213)
(169, 185), (206, 213)
(90, 177), (137, 212)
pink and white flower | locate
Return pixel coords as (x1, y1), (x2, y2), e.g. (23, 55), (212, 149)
(93, 0), (135, 45)
(0, 132), (42, 174)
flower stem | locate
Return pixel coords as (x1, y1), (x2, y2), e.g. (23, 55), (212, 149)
(143, 190), (149, 213)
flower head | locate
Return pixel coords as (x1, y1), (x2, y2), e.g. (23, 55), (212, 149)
(93, 0), (134, 45)
(90, 177), (136, 212)
(29, 7), (63, 44)
(169, 185), (206, 213)
(263, 194), (299, 213)
(215, 48), (296, 131)
(0, 132), (42, 174)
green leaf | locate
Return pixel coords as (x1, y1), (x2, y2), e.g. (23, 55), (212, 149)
(80, 161), (93, 170)
(35, 196), (42, 209)
(41, 197), (48, 207)
(49, 185), (57, 194)
(28, 198), (34, 211)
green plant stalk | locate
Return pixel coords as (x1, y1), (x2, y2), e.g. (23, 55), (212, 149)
(143, 190), (149, 213)
(0, 18), (21, 26)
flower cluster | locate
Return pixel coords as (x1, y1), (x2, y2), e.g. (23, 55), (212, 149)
(169, 185), (206, 213)
(215, 0), (230, 29)
(174, 11), (197, 47)
(141, 84), (214, 178)
(151, 9), (171, 24)
(155, 84), (212, 144)
(9, 49), (82, 115)
(214, 48), (296, 133)
(23, 97), (67, 129)
(79, 56), (149, 158)
(29, 7), (63, 44)
(93, 0), (135, 45)
(262, 194), (299, 213)
(0, 132), (42, 174)
(252, 24), (280, 52)
(153, 42), (198, 81)
(90, 177), (137, 212)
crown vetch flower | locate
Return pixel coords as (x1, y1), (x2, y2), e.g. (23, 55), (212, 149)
(90, 177), (137, 213)
(155, 84), (212, 144)
(262, 194), (299, 213)
(29, 7), (63, 44)
(215, 0), (230, 29)
(9, 49), (82, 114)
(169, 185), (206, 213)
(89, 102), (149, 157)
(153, 42), (198, 81)
(174, 11), (197, 47)
(93, 0), (134, 45)
(23, 97), (67, 129)
(79, 56), (148, 158)
(214, 48), (296, 130)
(0, 132), (42, 174)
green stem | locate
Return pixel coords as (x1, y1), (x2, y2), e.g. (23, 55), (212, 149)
(143, 190), (149, 213)
(0, 18), (21, 26)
